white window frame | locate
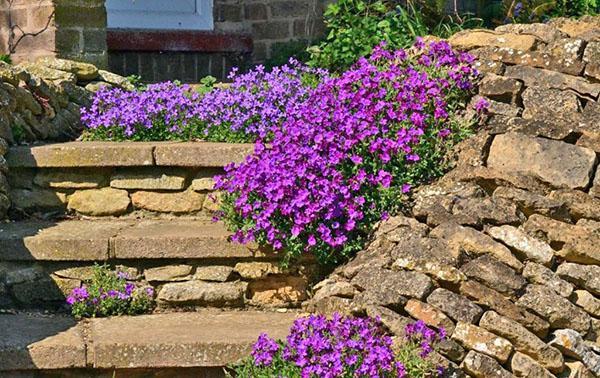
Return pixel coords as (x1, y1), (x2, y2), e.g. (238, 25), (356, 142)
(106, 0), (214, 31)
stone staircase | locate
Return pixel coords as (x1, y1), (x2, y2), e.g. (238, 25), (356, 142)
(0, 142), (309, 376)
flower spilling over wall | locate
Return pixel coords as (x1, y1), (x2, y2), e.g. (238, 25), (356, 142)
(216, 40), (480, 265)
(231, 314), (446, 377)
(66, 264), (154, 318)
(80, 59), (327, 143)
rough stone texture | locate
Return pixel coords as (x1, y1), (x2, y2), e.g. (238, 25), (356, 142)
(488, 225), (554, 266)
(523, 262), (574, 298)
(351, 267), (433, 302)
(504, 65), (600, 98)
(461, 255), (526, 296)
(557, 263), (600, 296)
(452, 322), (513, 363)
(131, 190), (205, 214)
(405, 299), (456, 334)
(110, 168), (188, 190)
(157, 280), (247, 307)
(33, 169), (108, 189)
(234, 262), (283, 279)
(449, 29), (539, 51)
(480, 311), (564, 372)
(427, 288), (483, 324)
(525, 215), (600, 265)
(517, 285), (591, 334)
(154, 143), (253, 167)
(571, 290), (600, 318)
(194, 266), (234, 282)
(461, 350), (514, 377)
(548, 189), (600, 221)
(67, 188), (130, 216)
(551, 329), (600, 376)
(488, 132), (597, 190)
(248, 276), (308, 306)
(510, 352), (556, 378)
(144, 265), (193, 282)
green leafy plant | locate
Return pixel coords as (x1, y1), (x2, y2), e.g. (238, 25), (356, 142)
(264, 40), (313, 71)
(67, 264), (154, 318)
(0, 54), (11, 64)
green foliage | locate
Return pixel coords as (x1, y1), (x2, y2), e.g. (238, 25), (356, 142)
(306, 0), (479, 72)
(475, 0), (598, 25)
(264, 40), (312, 70)
(195, 75), (218, 95)
(68, 264), (154, 319)
(0, 54), (11, 64)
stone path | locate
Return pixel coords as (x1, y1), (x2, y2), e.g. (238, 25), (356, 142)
(0, 310), (298, 372)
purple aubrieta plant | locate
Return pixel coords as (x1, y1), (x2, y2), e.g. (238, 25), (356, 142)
(234, 314), (446, 378)
(216, 40), (480, 265)
(67, 264), (154, 318)
(81, 59), (327, 143)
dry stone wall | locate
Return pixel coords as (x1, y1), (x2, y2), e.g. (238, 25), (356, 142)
(0, 57), (133, 220)
(306, 16), (600, 378)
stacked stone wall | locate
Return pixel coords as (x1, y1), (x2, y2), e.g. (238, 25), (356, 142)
(307, 16), (600, 378)
(0, 57), (135, 220)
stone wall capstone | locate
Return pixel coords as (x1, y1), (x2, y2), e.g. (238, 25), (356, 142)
(306, 16), (600, 378)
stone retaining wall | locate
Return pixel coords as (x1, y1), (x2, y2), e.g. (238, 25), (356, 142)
(5, 142), (251, 218)
(306, 16), (600, 378)
(1, 141), (320, 311)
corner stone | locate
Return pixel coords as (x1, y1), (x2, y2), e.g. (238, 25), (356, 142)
(68, 188), (130, 216)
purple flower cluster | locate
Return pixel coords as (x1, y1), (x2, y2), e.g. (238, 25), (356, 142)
(216, 40), (478, 263)
(253, 314), (404, 377)
(197, 59), (329, 141)
(81, 82), (202, 140)
(66, 266), (154, 318)
(405, 320), (446, 358)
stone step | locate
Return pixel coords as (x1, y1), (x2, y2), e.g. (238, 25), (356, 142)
(0, 219), (268, 261)
(0, 310), (297, 371)
(6, 141), (253, 168)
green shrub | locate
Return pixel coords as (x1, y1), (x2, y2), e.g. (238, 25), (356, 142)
(0, 55), (11, 64)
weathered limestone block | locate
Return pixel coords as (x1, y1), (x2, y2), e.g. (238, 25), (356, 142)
(475, 96), (522, 117)
(37, 57), (99, 81)
(551, 329), (600, 376)
(557, 263), (600, 296)
(495, 22), (564, 42)
(466, 282), (550, 338)
(430, 222), (522, 271)
(461, 255), (526, 296)
(571, 291), (600, 318)
(493, 186), (570, 221)
(549, 16), (600, 41)
(488, 226), (554, 266)
(545, 37), (585, 62)
(404, 299), (455, 334)
(310, 279), (356, 302)
(97, 70), (135, 90)
(480, 311), (564, 372)
(392, 257), (466, 284)
(523, 262), (573, 298)
(517, 285), (591, 334)
(194, 266), (234, 282)
(452, 322), (513, 363)
(248, 276), (307, 306)
(10, 188), (67, 211)
(144, 265), (193, 282)
(524, 215), (600, 265)
(351, 267), (433, 301)
(365, 306), (413, 338)
(479, 74), (523, 103)
(510, 352), (557, 378)
(68, 188), (130, 216)
(131, 190), (205, 214)
(548, 190), (600, 222)
(110, 168), (188, 190)
(14, 86), (42, 115)
(473, 59), (505, 75)
(233, 262), (283, 280)
(461, 350), (514, 378)
(449, 29), (539, 51)
(504, 65), (600, 98)
(157, 280), (247, 307)
(427, 288), (483, 324)
(191, 170), (221, 191)
(584, 41), (600, 63)
(488, 133), (596, 190)
(18, 62), (77, 82)
(53, 267), (96, 281)
(34, 169), (108, 189)
(306, 295), (353, 315)
(521, 87), (582, 120)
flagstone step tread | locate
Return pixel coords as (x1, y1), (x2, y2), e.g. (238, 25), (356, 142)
(0, 219), (268, 261)
(0, 310), (298, 371)
(6, 141), (253, 168)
